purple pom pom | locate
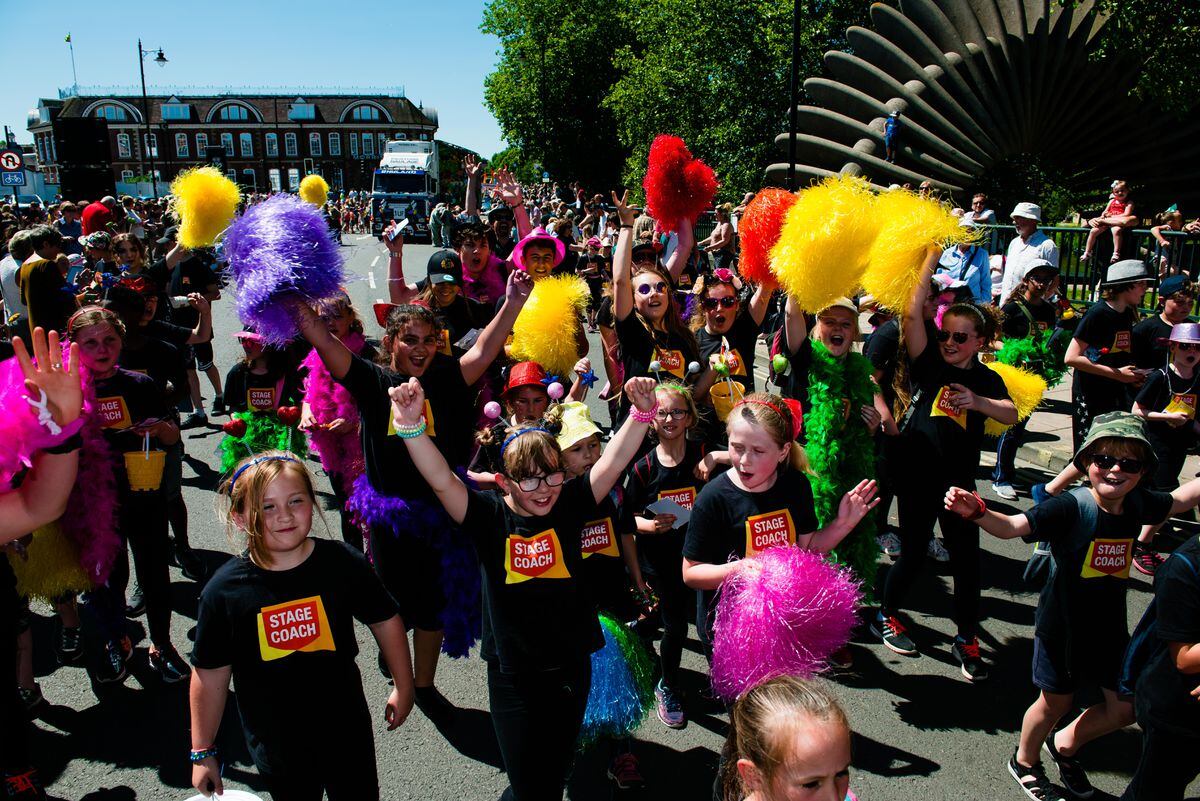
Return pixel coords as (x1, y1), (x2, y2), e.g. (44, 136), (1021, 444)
(224, 194), (345, 346)
(711, 547), (861, 702)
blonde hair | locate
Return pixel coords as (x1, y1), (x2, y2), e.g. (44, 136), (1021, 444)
(654, 382), (699, 424)
(720, 676), (850, 801)
(219, 451), (325, 568)
(728, 392), (808, 472)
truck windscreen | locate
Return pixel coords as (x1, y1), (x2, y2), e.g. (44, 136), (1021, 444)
(373, 171), (426, 194)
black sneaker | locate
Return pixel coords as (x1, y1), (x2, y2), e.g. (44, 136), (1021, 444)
(607, 752), (645, 790)
(1043, 735), (1094, 798)
(210, 394), (226, 415)
(176, 545), (206, 582)
(95, 637), (130, 684)
(871, 613), (918, 656)
(56, 624), (83, 665)
(148, 646), (190, 684)
(1132, 543), (1165, 577)
(125, 585), (146, 618)
(952, 636), (990, 682)
(1008, 751), (1066, 801)
(180, 410), (208, 430)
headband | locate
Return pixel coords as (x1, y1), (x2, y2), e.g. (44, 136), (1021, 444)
(732, 397), (804, 440)
(733, 398), (788, 420)
(500, 426), (550, 458)
(229, 455), (300, 489)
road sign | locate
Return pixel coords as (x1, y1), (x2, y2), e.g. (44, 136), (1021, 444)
(1, 172), (25, 186)
(0, 150), (22, 172)
(542, 171), (550, 183)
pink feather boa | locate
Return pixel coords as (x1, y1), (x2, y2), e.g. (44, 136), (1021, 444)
(302, 332), (366, 481)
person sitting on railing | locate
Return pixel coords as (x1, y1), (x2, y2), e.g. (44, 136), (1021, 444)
(1081, 179), (1138, 265)
(1150, 210), (1186, 278)
(1001, 202), (1060, 305)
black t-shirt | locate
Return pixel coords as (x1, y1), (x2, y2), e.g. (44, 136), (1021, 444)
(118, 335), (186, 407)
(154, 254), (221, 329)
(683, 469), (818, 564)
(697, 311), (759, 397)
(1023, 488), (1172, 644)
(1071, 301), (1138, 404)
(224, 363), (299, 414)
(615, 313), (697, 422)
(900, 344), (1010, 485)
(336, 353), (474, 499)
(1001, 298), (1057, 340)
(432, 295), (494, 357)
(623, 441), (707, 575)
(1134, 367), (1200, 459)
(577, 488), (629, 613)
(191, 540), (398, 773)
(143, 318), (193, 349)
(1135, 534), (1200, 736)
(461, 476), (605, 672)
(92, 368), (171, 493)
(863, 318), (940, 412)
(1131, 314), (1172, 371)
(596, 295), (615, 330)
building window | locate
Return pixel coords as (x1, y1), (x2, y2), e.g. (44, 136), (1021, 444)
(218, 104), (250, 121)
(221, 132), (233, 155)
(329, 133), (341, 156)
(351, 105), (381, 121)
(94, 104), (128, 121)
(242, 168), (256, 189)
(419, 133), (429, 141)
(377, 134), (387, 154)
(349, 133), (358, 157)
(269, 168), (281, 192)
(289, 103), (316, 121)
(362, 134), (375, 157)
(394, 132), (408, 140)
(196, 132), (208, 155)
(266, 133), (278, 157)
(308, 132), (322, 157)
(121, 169), (134, 182)
(161, 103), (190, 121)
(240, 133), (253, 157)
(175, 133), (189, 157)
(116, 133), (131, 158)
(144, 133), (158, 158)
(284, 133), (298, 157)
(287, 168), (300, 190)
(227, 169), (237, 182)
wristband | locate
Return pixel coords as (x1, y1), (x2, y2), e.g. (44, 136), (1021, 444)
(965, 491), (987, 521)
(619, 224), (633, 230)
(394, 419), (427, 439)
(45, 433), (83, 454)
(630, 401), (660, 425)
(189, 746), (219, 764)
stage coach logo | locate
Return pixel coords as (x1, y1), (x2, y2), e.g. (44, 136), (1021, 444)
(256, 596), (335, 661)
(745, 509), (796, 556)
(505, 529), (571, 583)
(580, 517), (619, 558)
(1081, 538), (1134, 579)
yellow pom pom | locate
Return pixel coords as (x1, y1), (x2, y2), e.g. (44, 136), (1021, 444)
(9, 523), (91, 601)
(984, 362), (1047, 436)
(861, 190), (975, 313)
(299, 174), (330, 207)
(768, 175), (877, 311)
(170, 166), (241, 249)
(510, 275), (589, 376)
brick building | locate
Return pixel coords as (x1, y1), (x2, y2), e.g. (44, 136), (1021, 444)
(27, 88), (437, 194)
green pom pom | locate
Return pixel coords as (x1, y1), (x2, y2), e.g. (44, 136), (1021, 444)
(219, 411), (308, 474)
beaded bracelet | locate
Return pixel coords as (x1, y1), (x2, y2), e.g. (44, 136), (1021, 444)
(629, 402), (660, 425)
(189, 746), (219, 764)
(394, 419), (427, 440)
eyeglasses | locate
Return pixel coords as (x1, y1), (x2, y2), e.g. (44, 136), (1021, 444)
(654, 408), (689, 420)
(637, 282), (667, 295)
(702, 296), (738, 310)
(1175, 342), (1200, 352)
(935, 330), (971, 344)
(1091, 454), (1144, 473)
(513, 471), (566, 492)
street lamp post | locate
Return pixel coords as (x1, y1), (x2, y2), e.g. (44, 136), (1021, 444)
(137, 39), (168, 199)
(786, 0), (800, 190)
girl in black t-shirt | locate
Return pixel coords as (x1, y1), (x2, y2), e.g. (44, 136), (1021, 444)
(390, 374), (659, 801)
(191, 452), (414, 801)
(224, 331), (298, 415)
(874, 251), (1016, 679)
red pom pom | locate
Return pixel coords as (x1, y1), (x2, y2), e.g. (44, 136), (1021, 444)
(737, 188), (797, 286)
(277, 406), (301, 426)
(222, 418), (247, 437)
(642, 135), (718, 231)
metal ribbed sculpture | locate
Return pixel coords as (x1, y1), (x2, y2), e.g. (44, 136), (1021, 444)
(767, 0), (1200, 208)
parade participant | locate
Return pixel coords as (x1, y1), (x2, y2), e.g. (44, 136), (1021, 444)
(719, 676), (855, 801)
(1064, 259), (1151, 451)
(66, 306), (189, 684)
(417, 250), (495, 353)
(190, 452), (415, 801)
(873, 250), (1015, 680)
(682, 393), (879, 658)
(1131, 274), (1195, 369)
(300, 292), (377, 551)
(288, 268), (532, 696)
(944, 412), (1200, 801)
(222, 331), (302, 416)
(469, 360), (553, 483)
(389, 374), (659, 801)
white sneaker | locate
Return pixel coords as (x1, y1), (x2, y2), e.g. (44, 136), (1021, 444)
(992, 482), (1019, 501)
(877, 532), (901, 558)
(927, 537), (950, 562)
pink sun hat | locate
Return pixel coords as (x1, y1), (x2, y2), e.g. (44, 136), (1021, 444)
(511, 226), (566, 273)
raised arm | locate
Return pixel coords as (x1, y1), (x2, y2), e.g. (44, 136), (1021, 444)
(383, 226), (419, 305)
(588, 377), (656, 503)
(184, 293), (212, 345)
(494, 169), (532, 240)
(795, 479), (879, 553)
(459, 269), (533, 387)
(288, 296), (353, 380)
(463, 155), (483, 217)
(390, 378), (469, 523)
(664, 219), (695, 284)
(782, 294), (808, 355)
(747, 280), (773, 327)
(903, 248), (939, 359)
(612, 190), (637, 321)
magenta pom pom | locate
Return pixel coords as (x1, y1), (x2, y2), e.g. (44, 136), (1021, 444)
(547, 381), (565, 400)
(483, 401), (502, 419)
(224, 194), (345, 346)
(711, 547), (861, 702)
(642, 135), (718, 232)
(301, 332), (366, 481)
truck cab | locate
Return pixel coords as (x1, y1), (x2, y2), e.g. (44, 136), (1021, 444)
(371, 139), (439, 243)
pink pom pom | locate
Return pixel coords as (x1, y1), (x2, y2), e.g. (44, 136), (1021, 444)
(642, 135), (719, 231)
(711, 547), (861, 702)
(738, 189), (797, 286)
(547, 381), (565, 400)
(484, 401), (503, 419)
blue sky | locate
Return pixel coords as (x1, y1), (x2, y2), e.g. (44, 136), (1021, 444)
(2, 0), (506, 156)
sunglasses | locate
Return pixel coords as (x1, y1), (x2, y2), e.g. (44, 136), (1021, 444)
(936, 330), (972, 344)
(513, 471), (566, 492)
(1091, 454), (1144, 473)
(654, 408), (689, 420)
(637, 282), (667, 295)
(1175, 342), (1200, 352)
(702, 296), (738, 310)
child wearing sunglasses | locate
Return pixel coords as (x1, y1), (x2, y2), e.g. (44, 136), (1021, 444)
(945, 412), (1200, 801)
(873, 250), (1016, 680)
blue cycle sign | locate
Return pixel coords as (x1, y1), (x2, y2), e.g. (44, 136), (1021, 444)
(0, 150), (24, 186)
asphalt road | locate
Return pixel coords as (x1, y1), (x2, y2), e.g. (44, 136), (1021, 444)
(26, 236), (1198, 801)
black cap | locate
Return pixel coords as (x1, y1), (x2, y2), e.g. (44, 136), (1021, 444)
(631, 242), (658, 262)
(156, 225), (179, 245)
(426, 250), (463, 285)
(487, 204), (514, 222)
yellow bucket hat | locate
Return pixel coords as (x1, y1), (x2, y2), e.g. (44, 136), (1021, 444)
(555, 402), (602, 451)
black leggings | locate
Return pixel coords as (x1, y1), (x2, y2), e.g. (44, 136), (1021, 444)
(92, 496), (172, 646)
(1, 567), (30, 774)
(488, 658), (591, 801)
(259, 707), (378, 801)
(1120, 723), (1200, 801)
(647, 560), (691, 690)
(881, 479), (981, 639)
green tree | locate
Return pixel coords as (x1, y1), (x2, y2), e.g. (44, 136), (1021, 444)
(488, 145), (540, 185)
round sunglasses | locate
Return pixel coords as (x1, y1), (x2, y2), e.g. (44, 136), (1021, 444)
(637, 281), (668, 295)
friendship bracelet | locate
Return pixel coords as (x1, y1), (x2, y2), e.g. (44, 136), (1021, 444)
(630, 401), (660, 425)
(619, 224), (633, 230)
(394, 420), (428, 440)
(189, 746), (219, 764)
(966, 491), (987, 521)
(392, 415), (426, 432)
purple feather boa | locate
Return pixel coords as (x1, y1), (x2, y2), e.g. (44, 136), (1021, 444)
(224, 194), (345, 346)
(346, 473), (481, 658)
(301, 333), (365, 482)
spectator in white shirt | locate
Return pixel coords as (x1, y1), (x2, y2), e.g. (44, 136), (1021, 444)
(122, 196), (145, 239)
(960, 193), (996, 225)
(937, 220), (992, 303)
(1000, 202), (1059, 304)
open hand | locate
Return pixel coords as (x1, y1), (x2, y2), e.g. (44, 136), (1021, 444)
(944, 486), (981, 518)
(463, 154), (483, 181)
(14, 328), (82, 426)
(611, 190), (638, 227)
(837, 479), (880, 526)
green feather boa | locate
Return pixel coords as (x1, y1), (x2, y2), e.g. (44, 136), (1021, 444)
(805, 340), (879, 594)
(996, 329), (1066, 388)
(219, 411), (308, 474)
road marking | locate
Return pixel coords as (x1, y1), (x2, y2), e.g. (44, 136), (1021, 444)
(368, 271), (377, 290)
(371, 255), (381, 268)
(357, 235), (372, 242)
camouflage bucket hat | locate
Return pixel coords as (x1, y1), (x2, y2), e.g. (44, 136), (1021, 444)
(1072, 411), (1158, 474)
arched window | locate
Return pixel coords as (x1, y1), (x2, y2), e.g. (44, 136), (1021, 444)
(175, 133), (189, 158)
(219, 104), (250, 121)
(351, 105), (381, 121)
(240, 133), (253, 157)
(93, 104), (128, 121)
(309, 132), (322, 157)
(284, 133), (298, 157)
(328, 133), (341, 156)
(265, 133), (278, 157)
(196, 132), (209, 154)
(221, 133), (234, 155)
